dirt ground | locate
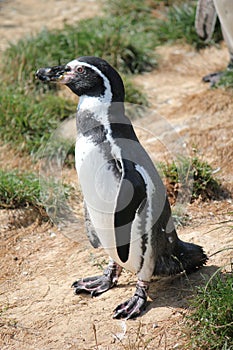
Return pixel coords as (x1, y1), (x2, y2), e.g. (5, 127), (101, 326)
(0, 1), (233, 349)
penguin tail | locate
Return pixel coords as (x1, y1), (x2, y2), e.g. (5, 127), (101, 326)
(172, 239), (208, 274)
(154, 239), (208, 276)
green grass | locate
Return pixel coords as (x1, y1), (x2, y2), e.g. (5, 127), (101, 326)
(0, 169), (72, 222)
(0, 84), (76, 154)
(106, 0), (222, 49)
(0, 169), (42, 209)
(159, 155), (221, 203)
(216, 69), (233, 89)
(187, 269), (233, 349)
(153, 3), (222, 49)
(124, 77), (148, 106)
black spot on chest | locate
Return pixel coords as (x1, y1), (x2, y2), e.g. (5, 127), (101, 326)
(76, 110), (107, 144)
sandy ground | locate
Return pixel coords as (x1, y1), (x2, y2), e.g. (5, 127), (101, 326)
(0, 1), (233, 349)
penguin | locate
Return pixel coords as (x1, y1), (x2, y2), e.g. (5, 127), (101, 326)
(195, 0), (233, 86)
(36, 56), (208, 319)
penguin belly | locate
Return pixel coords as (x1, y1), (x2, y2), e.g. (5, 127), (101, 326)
(75, 135), (121, 261)
(75, 135), (155, 275)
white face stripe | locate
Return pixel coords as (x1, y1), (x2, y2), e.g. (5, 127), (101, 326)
(66, 59), (113, 102)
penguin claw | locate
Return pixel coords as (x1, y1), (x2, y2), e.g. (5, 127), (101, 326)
(113, 281), (149, 319)
(113, 295), (147, 320)
(202, 71), (224, 86)
(72, 261), (122, 297)
(72, 274), (115, 296)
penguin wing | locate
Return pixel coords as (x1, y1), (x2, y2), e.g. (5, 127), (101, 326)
(84, 201), (102, 248)
(195, 0), (217, 41)
(114, 159), (147, 263)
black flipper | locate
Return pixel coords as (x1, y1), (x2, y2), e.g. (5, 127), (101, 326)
(114, 159), (147, 263)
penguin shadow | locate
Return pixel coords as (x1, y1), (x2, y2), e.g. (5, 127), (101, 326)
(142, 265), (220, 315)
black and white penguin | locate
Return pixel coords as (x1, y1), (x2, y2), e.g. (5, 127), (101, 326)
(36, 56), (207, 319)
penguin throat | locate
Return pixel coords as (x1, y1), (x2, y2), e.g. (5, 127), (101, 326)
(78, 95), (112, 126)
(79, 94), (110, 111)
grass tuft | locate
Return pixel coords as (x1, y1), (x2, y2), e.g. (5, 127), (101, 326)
(154, 3), (222, 49)
(124, 76), (149, 107)
(159, 155), (221, 204)
(187, 268), (233, 349)
(0, 169), (42, 210)
(216, 69), (233, 89)
(0, 83), (76, 154)
(106, 0), (222, 49)
(0, 169), (72, 223)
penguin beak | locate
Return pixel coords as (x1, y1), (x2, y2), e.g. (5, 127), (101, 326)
(35, 65), (70, 83)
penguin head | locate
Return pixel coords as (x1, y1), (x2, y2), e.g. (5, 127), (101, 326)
(36, 56), (125, 103)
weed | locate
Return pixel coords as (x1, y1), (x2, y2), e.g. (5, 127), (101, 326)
(0, 169), (73, 223)
(105, 1), (222, 50)
(216, 69), (233, 89)
(172, 204), (189, 227)
(39, 176), (73, 224)
(124, 76), (149, 107)
(0, 169), (42, 209)
(37, 136), (76, 168)
(153, 2), (222, 49)
(0, 83), (76, 154)
(105, 0), (153, 17)
(187, 267), (233, 349)
(159, 155), (221, 204)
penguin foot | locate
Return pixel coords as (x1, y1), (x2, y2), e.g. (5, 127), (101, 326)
(72, 274), (114, 297)
(202, 71), (224, 86)
(113, 280), (149, 320)
(72, 260), (122, 297)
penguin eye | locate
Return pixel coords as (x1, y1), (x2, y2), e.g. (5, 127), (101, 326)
(76, 66), (84, 73)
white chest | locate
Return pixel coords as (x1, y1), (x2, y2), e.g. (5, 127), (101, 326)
(75, 134), (95, 174)
(75, 134), (120, 214)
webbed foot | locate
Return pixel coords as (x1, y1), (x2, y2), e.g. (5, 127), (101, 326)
(113, 280), (149, 319)
(203, 60), (233, 87)
(72, 260), (122, 297)
(202, 71), (224, 86)
(72, 274), (114, 296)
